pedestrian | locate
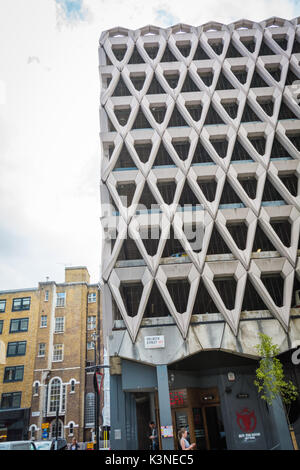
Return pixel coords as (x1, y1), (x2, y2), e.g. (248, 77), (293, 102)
(178, 428), (196, 450)
(149, 421), (159, 451)
(69, 437), (80, 450)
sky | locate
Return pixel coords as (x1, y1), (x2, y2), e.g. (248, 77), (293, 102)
(0, 0), (300, 290)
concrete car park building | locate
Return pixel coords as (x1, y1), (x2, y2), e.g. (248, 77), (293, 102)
(99, 17), (300, 450)
(0, 267), (103, 445)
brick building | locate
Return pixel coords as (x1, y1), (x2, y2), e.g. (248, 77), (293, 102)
(0, 267), (102, 444)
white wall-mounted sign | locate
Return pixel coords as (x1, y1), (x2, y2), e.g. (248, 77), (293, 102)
(144, 336), (165, 349)
(32, 412), (40, 417)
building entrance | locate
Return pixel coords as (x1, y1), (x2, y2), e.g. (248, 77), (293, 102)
(156, 387), (227, 450)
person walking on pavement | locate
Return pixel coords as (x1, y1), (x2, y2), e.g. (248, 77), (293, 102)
(149, 421), (159, 451)
(178, 428), (196, 450)
(69, 437), (80, 450)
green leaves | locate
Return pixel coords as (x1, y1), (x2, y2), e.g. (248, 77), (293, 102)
(254, 333), (298, 406)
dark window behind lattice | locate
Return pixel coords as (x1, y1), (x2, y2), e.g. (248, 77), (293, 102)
(132, 109), (152, 129)
(231, 139), (254, 161)
(192, 140), (214, 165)
(113, 144), (136, 170)
(157, 180), (177, 204)
(219, 180), (244, 205)
(179, 183), (200, 206)
(252, 224), (276, 252)
(250, 70), (269, 88)
(210, 138), (228, 158)
(226, 43), (243, 58)
(172, 140), (190, 160)
(162, 226), (185, 258)
(197, 178), (217, 202)
(161, 45), (178, 62)
(193, 43), (210, 60)
(166, 280), (190, 314)
(207, 226), (232, 255)
(192, 280), (218, 315)
(222, 101), (238, 119)
(144, 44), (159, 59)
(242, 279), (269, 311)
(214, 277), (237, 310)
(181, 74), (199, 92)
(237, 176), (257, 199)
(153, 143), (175, 167)
(204, 105), (226, 125)
(112, 76), (131, 96)
(198, 70), (214, 87)
(262, 178), (285, 202)
(248, 135), (266, 155)
(241, 103), (262, 123)
(278, 101), (298, 120)
(128, 46), (145, 64)
(168, 107), (189, 127)
(270, 219), (291, 246)
(215, 71), (235, 90)
(258, 40), (276, 56)
(147, 75), (166, 94)
(120, 283), (143, 317)
(144, 282), (171, 318)
(261, 274), (284, 307)
(134, 143), (152, 163)
(279, 174), (298, 197)
(226, 222), (248, 250)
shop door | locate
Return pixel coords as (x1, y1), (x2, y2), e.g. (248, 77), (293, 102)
(203, 406), (227, 450)
(172, 408), (190, 449)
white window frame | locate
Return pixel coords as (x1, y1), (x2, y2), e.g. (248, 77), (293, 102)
(87, 316), (96, 331)
(88, 292), (96, 303)
(68, 421), (75, 437)
(38, 343), (46, 357)
(40, 315), (47, 328)
(54, 317), (65, 334)
(87, 341), (95, 350)
(52, 344), (64, 362)
(50, 418), (64, 438)
(70, 379), (76, 393)
(29, 424), (37, 440)
(56, 292), (66, 308)
(33, 381), (39, 396)
(44, 290), (49, 302)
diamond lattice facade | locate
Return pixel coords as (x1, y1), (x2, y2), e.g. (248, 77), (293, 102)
(99, 18), (300, 450)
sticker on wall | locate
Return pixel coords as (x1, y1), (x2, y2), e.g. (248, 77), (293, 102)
(236, 408), (261, 442)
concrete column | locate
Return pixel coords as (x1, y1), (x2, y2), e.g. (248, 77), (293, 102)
(109, 375), (127, 450)
(156, 365), (174, 450)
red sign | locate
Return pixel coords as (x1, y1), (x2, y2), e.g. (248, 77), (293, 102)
(169, 390), (187, 408)
(94, 372), (104, 395)
(236, 408), (257, 433)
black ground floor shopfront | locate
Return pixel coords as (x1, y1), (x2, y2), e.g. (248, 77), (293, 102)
(0, 408), (30, 441)
(110, 350), (300, 450)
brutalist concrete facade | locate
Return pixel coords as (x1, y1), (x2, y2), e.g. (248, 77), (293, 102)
(99, 17), (300, 450)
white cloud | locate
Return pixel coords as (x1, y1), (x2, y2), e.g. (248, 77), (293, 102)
(0, 0), (299, 289)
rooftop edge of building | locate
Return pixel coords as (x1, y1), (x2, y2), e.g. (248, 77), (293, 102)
(99, 16), (300, 43)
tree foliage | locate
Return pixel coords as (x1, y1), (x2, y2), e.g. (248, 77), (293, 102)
(254, 333), (298, 406)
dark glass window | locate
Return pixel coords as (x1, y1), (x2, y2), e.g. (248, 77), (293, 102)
(12, 297), (31, 312)
(7, 341), (27, 357)
(0, 392), (21, 409)
(0, 300), (6, 313)
(3, 366), (24, 383)
(0, 320), (3, 334)
(9, 318), (29, 333)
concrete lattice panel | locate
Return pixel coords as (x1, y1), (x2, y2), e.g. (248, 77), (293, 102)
(100, 17), (300, 342)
